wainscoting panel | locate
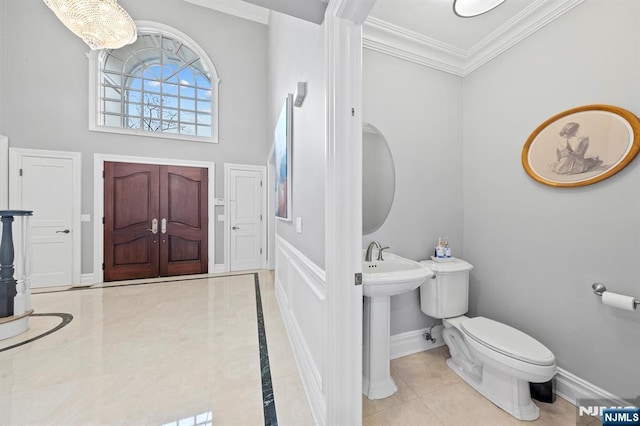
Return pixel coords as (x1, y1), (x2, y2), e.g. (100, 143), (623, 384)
(275, 236), (327, 425)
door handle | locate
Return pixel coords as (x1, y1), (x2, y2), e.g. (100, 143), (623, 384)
(232, 226), (239, 230)
(161, 218), (167, 234)
(56, 229), (70, 234)
(147, 218), (158, 234)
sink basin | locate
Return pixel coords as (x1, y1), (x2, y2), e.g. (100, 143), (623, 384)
(362, 252), (433, 297)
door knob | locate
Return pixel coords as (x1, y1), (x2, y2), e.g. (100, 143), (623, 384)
(56, 229), (70, 234)
(232, 226), (239, 230)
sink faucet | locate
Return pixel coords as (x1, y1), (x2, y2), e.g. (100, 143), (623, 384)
(365, 241), (381, 262)
(377, 245), (390, 261)
(366, 241), (390, 261)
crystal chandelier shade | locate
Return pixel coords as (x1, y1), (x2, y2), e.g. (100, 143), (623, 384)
(42, 0), (137, 50)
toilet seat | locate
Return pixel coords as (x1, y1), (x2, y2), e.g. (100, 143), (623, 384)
(460, 317), (555, 366)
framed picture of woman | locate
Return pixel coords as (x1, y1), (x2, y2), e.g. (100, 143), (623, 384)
(522, 105), (640, 187)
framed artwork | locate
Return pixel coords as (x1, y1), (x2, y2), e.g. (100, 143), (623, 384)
(522, 104), (640, 187)
(274, 94), (293, 220)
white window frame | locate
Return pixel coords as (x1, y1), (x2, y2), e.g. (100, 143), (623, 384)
(88, 21), (220, 144)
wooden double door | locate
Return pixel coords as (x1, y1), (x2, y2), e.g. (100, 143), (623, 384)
(104, 162), (208, 282)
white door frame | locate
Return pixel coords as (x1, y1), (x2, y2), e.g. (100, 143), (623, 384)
(223, 163), (267, 272)
(9, 148), (82, 286)
(94, 153), (215, 284)
(324, 0), (376, 424)
(0, 136), (8, 210)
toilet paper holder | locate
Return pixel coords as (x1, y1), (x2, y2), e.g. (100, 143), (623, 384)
(592, 283), (639, 309)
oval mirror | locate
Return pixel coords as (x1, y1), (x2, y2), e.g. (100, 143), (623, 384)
(363, 123), (395, 234)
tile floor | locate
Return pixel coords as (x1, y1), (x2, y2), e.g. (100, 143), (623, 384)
(0, 271), (314, 425)
(1, 270), (600, 426)
(363, 347), (600, 426)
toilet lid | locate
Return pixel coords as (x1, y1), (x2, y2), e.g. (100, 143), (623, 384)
(460, 317), (555, 366)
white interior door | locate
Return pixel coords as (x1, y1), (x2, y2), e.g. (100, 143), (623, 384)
(227, 166), (264, 272)
(0, 136), (8, 210)
(10, 149), (80, 288)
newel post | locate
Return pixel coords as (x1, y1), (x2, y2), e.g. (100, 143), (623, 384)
(0, 210), (33, 318)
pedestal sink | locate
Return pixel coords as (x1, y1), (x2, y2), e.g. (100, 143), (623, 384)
(362, 252), (433, 399)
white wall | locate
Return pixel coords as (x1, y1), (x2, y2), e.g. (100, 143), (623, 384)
(463, 0), (640, 398)
(268, 12), (326, 268)
(4, 0), (268, 272)
(0, 0), (6, 135)
(268, 11), (328, 424)
(363, 49), (463, 335)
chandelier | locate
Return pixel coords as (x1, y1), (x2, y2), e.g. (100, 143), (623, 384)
(42, 0), (137, 50)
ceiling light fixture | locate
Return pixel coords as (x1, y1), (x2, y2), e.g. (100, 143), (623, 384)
(453, 0), (507, 18)
(42, 0), (137, 50)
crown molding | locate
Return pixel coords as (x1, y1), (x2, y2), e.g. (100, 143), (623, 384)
(363, 0), (584, 76)
(183, 0), (270, 25)
(363, 17), (467, 76)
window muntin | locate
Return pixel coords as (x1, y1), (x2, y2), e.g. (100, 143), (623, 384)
(95, 26), (218, 142)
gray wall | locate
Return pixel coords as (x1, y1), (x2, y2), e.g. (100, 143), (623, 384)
(4, 0), (268, 272)
(268, 12), (326, 268)
(463, 0), (640, 398)
(363, 50), (464, 335)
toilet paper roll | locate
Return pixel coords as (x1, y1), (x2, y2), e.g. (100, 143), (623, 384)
(602, 291), (637, 311)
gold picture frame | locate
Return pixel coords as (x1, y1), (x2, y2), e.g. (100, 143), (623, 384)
(522, 104), (640, 187)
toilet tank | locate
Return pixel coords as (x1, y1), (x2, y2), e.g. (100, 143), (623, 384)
(419, 259), (473, 318)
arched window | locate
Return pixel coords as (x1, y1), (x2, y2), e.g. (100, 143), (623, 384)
(89, 21), (220, 143)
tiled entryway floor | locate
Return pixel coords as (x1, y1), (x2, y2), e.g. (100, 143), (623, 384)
(364, 347), (599, 426)
(0, 271), (314, 425)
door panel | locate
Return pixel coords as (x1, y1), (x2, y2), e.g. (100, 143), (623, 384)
(104, 162), (160, 281)
(104, 162), (208, 281)
(21, 156), (74, 288)
(229, 169), (262, 271)
(160, 166), (208, 276)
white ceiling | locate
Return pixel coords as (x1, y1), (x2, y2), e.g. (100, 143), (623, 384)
(184, 0), (329, 25)
(184, 0), (584, 75)
(369, 0), (534, 51)
(364, 0), (584, 75)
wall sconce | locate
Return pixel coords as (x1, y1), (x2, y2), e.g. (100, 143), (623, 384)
(294, 82), (307, 107)
(42, 0), (137, 50)
(453, 0), (506, 18)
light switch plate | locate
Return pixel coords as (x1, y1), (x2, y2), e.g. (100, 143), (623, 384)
(218, 215), (225, 222)
(296, 217), (302, 234)
(81, 214), (91, 222)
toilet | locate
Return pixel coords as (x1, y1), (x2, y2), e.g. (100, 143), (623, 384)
(419, 259), (556, 421)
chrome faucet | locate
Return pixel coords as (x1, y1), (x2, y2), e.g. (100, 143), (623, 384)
(365, 241), (390, 261)
(365, 241), (381, 262)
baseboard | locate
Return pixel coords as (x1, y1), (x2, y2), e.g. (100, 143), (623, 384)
(389, 326), (445, 360)
(214, 264), (225, 273)
(79, 273), (95, 286)
(555, 367), (629, 407)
